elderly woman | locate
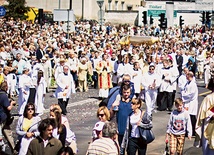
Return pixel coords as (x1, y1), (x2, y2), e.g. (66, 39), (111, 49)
(16, 103), (41, 155)
(78, 57), (88, 92)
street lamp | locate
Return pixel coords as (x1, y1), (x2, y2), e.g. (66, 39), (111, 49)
(96, 0), (104, 30)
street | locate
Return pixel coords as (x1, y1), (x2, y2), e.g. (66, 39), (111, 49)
(8, 79), (208, 155)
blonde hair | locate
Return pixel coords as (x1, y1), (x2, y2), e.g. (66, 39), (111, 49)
(97, 106), (110, 121)
(50, 104), (62, 113)
(131, 98), (142, 108)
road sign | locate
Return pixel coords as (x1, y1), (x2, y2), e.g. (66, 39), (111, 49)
(148, 10), (165, 17)
(53, 9), (74, 22)
(0, 6), (6, 17)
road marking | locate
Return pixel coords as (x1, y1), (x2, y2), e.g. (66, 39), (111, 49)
(14, 98), (99, 119)
(196, 81), (204, 84)
(199, 91), (211, 96)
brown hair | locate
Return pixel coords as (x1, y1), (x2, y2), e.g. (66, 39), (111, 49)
(0, 81), (8, 92)
(37, 70), (44, 85)
(50, 108), (63, 134)
(174, 98), (183, 106)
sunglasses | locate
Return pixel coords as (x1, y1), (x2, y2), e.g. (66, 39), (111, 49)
(27, 108), (34, 111)
(98, 114), (105, 117)
(124, 80), (130, 83)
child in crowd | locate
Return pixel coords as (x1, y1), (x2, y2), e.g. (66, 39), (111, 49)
(165, 98), (192, 155)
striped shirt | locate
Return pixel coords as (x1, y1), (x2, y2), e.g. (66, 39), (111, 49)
(87, 137), (118, 155)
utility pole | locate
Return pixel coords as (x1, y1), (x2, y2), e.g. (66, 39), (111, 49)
(67, 0), (72, 40)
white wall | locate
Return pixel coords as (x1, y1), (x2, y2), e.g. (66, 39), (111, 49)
(176, 13), (202, 26)
(105, 12), (138, 25)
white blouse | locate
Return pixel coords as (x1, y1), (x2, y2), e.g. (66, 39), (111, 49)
(130, 111), (142, 138)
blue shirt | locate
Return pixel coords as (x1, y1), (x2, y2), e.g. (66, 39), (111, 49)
(117, 100), (132, 135)
(0, 91), (10, 123)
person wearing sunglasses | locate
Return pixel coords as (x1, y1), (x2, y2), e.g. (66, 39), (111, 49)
(121, 98), (152, 155)
(142, 63), (161, 117)
(92, 106), (110, 141)
(16, 103), (41, 155)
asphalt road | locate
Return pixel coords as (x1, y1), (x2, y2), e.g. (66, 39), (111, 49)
(6, 79), (208, 155)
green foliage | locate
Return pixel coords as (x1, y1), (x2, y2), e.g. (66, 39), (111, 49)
(4, 0), (30, 20)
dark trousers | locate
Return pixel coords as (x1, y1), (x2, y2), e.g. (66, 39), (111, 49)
(172, 90), (176, 107)
(92, 71), (98, 89)
(118, 134), (124, 146)
(127, 137), (147, 155)
(71, 71), (78, 88)
(190, 115), (196, 136)
(118, 134), (124, 155)
(158, 91), (173, 111)
(58, 98), (69, 115)
(27, 88), (36, 103)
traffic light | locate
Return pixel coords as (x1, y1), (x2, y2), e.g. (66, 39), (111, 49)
(150, 15), (154, 25)
(179, 16), (184, 28)
(200, 11), (205, 24)
(142, 11), (147, 25)
(158, 13), (167, 29)
(206, 11), (211, 25)
(38, 8), (43, 25)
(162, 18), (167, 29)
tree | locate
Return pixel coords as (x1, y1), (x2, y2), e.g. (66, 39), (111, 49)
(4, 0), (30, 20)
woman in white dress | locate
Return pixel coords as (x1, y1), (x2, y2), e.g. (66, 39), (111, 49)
(18, 68), (32, 115)
(34, 70), (46, 115)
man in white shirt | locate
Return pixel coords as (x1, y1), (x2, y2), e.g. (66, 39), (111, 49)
(181, 71), (198, 136)
(142, 63), (161, 116)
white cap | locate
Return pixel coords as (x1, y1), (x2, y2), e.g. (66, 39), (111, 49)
(149, 63), (155, 68)
(93, 121), (105, 131)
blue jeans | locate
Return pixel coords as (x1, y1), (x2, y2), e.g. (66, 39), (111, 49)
(127, 137), (147, 155)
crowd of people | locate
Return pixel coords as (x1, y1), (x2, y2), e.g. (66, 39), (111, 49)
(0, 16), (213, 155)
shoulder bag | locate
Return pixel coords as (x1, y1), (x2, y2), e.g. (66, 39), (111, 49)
(138, 111), (155, 144)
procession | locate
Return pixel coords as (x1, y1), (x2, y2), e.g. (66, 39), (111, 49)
(0, 1), (213, 155)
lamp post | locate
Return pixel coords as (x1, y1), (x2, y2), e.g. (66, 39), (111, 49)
(96, 0), (104, 30)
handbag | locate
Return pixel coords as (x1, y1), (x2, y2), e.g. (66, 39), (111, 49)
(14, 138), (22, 152)
(5, 114), (14, 126)
(138, 110), (155, 144)
(138, 127), (155, 144)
